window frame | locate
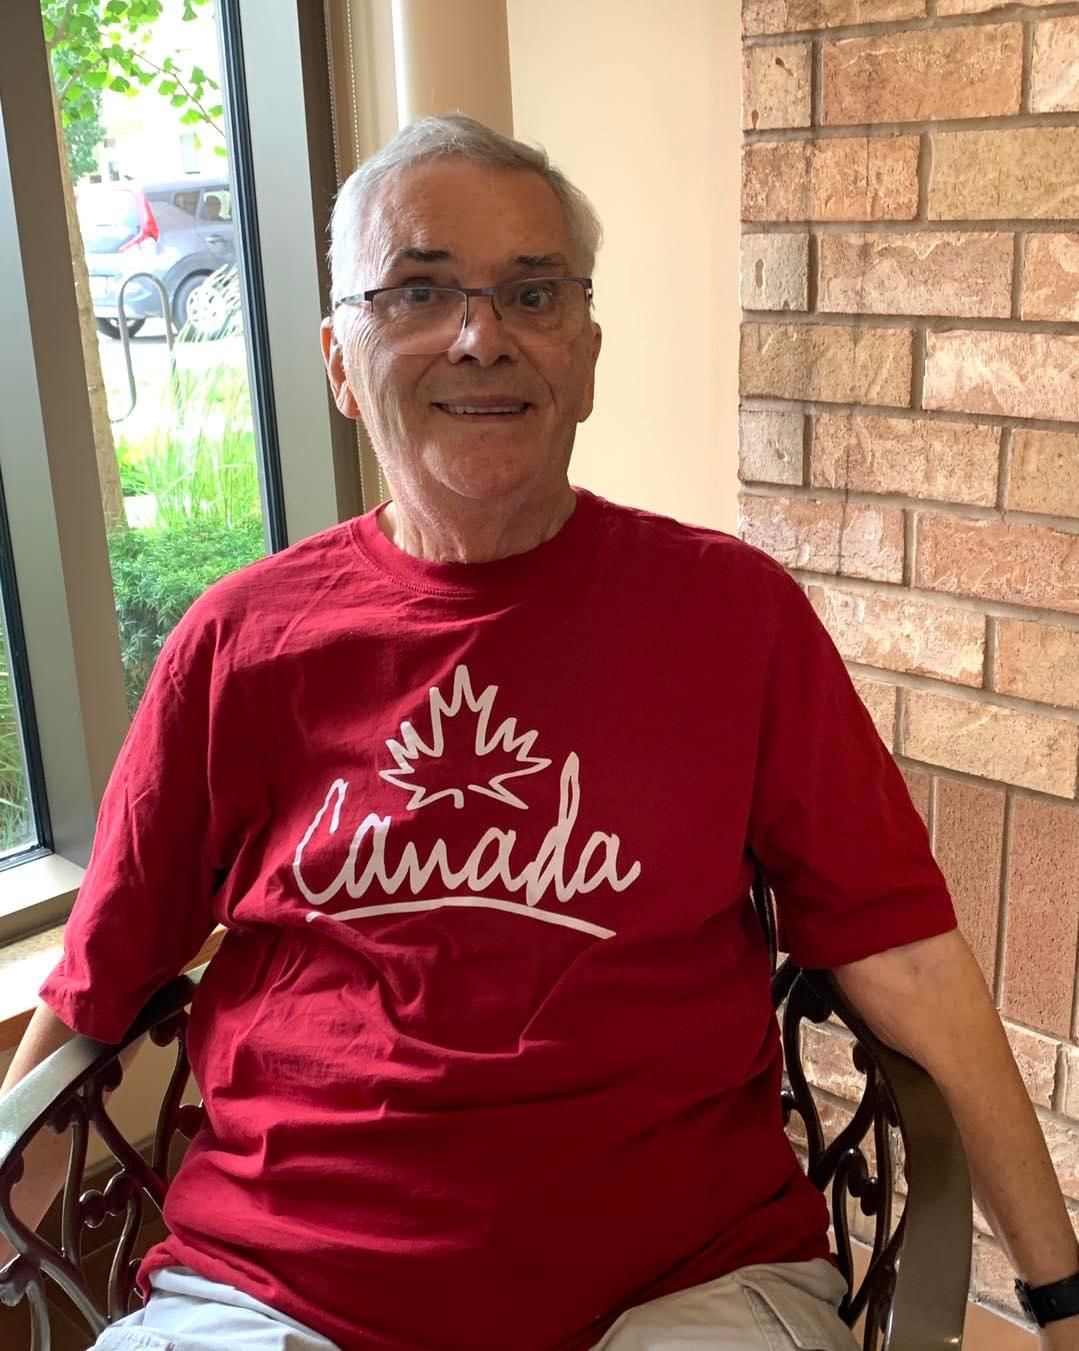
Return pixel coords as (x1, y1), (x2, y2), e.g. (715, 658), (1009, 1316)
(0, 0), (365, 942)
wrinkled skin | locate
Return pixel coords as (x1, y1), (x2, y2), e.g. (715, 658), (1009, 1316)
(321, 158), (602, 563)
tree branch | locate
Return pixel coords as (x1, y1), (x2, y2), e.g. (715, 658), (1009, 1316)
(46, 0), (78, 52)
(124, 49), (224, 138)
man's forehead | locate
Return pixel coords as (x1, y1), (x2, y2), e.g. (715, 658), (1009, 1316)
(362, 160), (575, 275)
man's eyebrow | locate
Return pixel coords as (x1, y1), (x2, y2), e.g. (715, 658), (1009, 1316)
(514, 253), (570, 272)
(387, 247), (455, 269)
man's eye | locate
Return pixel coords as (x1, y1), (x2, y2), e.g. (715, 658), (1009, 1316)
(401, 286), (436, 305)
(516, 283), (555, 310)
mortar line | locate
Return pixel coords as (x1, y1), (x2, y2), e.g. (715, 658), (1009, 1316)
(739, 395), (1079, 436)
(894, 760), (1076, 816)
(746, 219), (1079, 235)
(744, 110), (1079, 141)
(744, 481), (1079, 534)
(836, 659), (1079, 729)
(998, 426), (1014, 513)
(994, 792), (1014, 1010)
(786, 567), (1079, 632)
(902, 509), (915, 589)
(742, 308), (1079, 335)
(1011, 233), (1027, 320)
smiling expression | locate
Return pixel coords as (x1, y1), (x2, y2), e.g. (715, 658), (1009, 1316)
(322, 158), (602, 510)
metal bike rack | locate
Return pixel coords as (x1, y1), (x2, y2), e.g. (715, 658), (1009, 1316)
(110, 272), (177, 423)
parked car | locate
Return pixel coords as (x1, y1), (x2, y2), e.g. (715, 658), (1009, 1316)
(77, 177), (237, 340)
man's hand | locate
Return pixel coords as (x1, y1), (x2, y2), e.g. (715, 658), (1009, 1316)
(834, 930), (1079, 1332)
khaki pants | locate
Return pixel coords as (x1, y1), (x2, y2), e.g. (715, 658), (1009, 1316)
(93, 1259), (857, 1350)
(592, 1259), (857, 1349)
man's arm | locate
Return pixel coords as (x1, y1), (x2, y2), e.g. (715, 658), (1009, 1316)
(0, 1002), (143, 1268)
(835, 928), (1078, 1349)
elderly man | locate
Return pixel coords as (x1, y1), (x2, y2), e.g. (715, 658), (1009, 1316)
(4, 115), (1079, 1351)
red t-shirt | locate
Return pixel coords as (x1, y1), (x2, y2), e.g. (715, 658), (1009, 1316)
(40, 489), (955, 1350)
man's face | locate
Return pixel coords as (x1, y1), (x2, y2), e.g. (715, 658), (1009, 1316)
(321, 159), (602, 508)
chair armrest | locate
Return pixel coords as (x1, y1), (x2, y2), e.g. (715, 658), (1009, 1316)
(0, 965), (207, 1340)
(807, 970), (973, 1351)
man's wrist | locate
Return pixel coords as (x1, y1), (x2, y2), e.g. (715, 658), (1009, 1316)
(1018, 1272), (1079, 1327)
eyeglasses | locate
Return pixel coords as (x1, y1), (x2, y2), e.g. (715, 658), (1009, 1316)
(333, 276), (594, 355)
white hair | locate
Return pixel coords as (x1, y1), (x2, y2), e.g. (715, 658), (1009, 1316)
(328, 113), (603, 304)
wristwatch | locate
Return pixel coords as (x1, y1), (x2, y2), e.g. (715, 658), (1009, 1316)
(1016, 1272), (1079, 1326)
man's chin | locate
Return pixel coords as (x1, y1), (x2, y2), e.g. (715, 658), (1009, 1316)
(428, 449), (566, 504)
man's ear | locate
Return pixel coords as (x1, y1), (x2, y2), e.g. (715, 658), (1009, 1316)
(321, 317), (361, 420)
(577, 321), (603, 425)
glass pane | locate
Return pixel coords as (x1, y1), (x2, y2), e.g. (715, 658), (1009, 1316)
(0, 616), (34, 857)
(42, 0), (274, 713)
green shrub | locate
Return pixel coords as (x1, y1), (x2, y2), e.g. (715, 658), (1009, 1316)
(109, 516), (265, 712)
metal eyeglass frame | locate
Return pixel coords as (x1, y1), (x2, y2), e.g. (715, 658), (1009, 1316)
(333, 276), (595, 340)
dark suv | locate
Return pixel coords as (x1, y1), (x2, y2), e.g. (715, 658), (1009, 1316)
(77, 177), (236, 339)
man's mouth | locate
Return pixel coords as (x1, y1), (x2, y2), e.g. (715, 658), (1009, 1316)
(433, 401), (531, 417)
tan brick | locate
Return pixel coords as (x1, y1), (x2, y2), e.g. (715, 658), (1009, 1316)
(1044, 1113), (1079, 1201)
(812, 414), (998, 506)
(785, 1094), (854, 1154)
(1063, 1045), (1079, 1118)
(1003, 797), (1079, 1034)
(930, 128), (1079, 221)
(901, 764), (931, 828)
(935, 779), (1005, 989)
(972, 1235), (1022, 1315)
(1032, 17), (1079, 114)
(853, 674), (898, 744)
(916, 514), (1079, 616)
(743, 0), (925, 34)
(742, 137), (920, 223)
(808, 584), (985, 684)
(822, 25), (1021, 126)
(739, 410), (805, 486)
(923, 330), (1079, 423)
(1005, 1023), (1059, 1110)
(996, 619), (1079, 711)
(941, 0), (1072, 11)
(818, 232), (1012, 319)
(739, 495), (905, 582)
(743, 43), (812, 130)
(1008, 428), (1079, 517)
(740, 322), (913, 406)
(901, 689), (1078, 797)
(801, 1022), (865, 1101)
(1022, 234), (1079, 322)
(740, 233), (810, 312)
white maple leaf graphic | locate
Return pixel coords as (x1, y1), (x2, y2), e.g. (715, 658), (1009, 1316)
(379, 664), (551, 811)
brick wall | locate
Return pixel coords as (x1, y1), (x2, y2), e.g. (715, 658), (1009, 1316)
(739, 0), (1079, 1319)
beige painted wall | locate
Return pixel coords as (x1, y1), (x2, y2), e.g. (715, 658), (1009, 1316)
(507, 0), (740, 531)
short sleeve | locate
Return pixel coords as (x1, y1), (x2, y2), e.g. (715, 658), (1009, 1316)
(39, 623), (221, 1042)
(747, 568), (956, 970)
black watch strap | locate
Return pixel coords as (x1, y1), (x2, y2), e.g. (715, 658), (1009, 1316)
(1016, 1273), (1079, 1326)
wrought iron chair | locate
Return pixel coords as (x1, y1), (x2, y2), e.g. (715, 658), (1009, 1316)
(1, 876), (972, 1351)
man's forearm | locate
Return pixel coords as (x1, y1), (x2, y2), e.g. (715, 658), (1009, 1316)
(834, 931), (1079, 1303)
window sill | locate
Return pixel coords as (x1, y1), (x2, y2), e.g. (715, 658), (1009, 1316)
(0, 852), (84, 947)
(0, 925), (225, 1053)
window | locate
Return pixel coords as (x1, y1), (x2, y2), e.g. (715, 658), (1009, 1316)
(0, 0), (364, 938)
(198, 187), (231, 220)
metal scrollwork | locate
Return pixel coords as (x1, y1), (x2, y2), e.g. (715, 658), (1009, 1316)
(775, 957), (902, 1350)
(0, 970), (205, 1344)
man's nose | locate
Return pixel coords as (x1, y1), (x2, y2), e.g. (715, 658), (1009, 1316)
(446, 294), (518, 365)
